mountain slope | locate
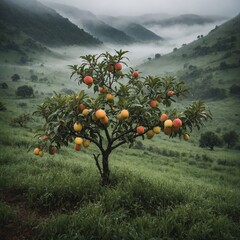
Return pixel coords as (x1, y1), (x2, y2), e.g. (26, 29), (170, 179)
(142, 14), (226, 27)
(139, 14), (240, 100)
(99, 15), (163, 42)
(44, 2), (135, 44)
(0, 0), (101, 47)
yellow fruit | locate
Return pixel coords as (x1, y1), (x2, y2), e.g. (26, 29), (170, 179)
(33, 148), (40, 155)
(117, 114), (124, 120)
(38, 151), (44, 157)
(106, 93), (114, 101)
(95, 109), (106, 119)
(164, 119), (173, 128)
(153, 126), (161, 134)
(146, 130), (155, 139)
(120, 109), (129, 119)
(82, 109), (90, 116)
(75, 137), (83, 145)
(73, 123), (83, 132)
(183, 133), (190, 141)
(83, 140), (90, 148)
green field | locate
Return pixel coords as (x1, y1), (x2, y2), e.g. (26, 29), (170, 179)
(0, 47), (240, 239)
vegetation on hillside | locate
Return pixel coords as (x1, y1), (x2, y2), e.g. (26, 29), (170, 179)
(0, 0), (101, 47)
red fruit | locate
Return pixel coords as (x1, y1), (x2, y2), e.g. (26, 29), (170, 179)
(149, 100), (159, 108)
(160, 113), (168, 121)
(42, 135), (49, 139)
(74, 144), (81, 151)
(167, 90), (174, 96)
(115, 63), (122, 71)
(83, 76), (93, 85)
(136, 126), (145, 134)
(173, 118), (182, 127)
(133, 71), (139, 78)
(49, 146), (57, 155)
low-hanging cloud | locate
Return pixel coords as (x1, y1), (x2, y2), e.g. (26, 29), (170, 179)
(41, 0), (240, 17)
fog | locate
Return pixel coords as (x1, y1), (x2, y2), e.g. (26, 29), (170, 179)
(41, 0), (240, 17)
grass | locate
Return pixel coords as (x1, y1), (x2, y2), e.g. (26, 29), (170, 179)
(1, 30), (240, 238)
(0, 122), (240, 239)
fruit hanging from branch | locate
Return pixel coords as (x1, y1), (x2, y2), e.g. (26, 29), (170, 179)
(33, 50), (211, 185)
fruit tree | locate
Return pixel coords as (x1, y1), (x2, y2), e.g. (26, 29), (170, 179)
(33, 50), (211, 185)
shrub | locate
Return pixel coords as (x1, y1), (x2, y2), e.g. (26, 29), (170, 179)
(16, 85), (34, 98)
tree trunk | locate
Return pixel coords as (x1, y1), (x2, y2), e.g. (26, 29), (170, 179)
(101, 152), (110, 185)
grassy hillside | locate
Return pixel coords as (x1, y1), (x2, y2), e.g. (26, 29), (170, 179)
(0, 0), (101, 47)
(139, 14), (240, 136)
(0, 83), (240, 239)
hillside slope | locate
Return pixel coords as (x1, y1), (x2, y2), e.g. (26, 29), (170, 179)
(139, 14), (240, 100)
(45, 2), (135, 44)
(0, 0), (101, 47)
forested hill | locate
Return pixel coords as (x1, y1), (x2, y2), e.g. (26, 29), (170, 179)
(139, 14), (240, 100)
(0, 0), (102, 47)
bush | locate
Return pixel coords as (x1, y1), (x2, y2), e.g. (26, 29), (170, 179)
(11, 73), (20, 82)
(229, 84), (240, 95)
(199, 131), (222, 150)
(16, 85), (34, 98)
(1, 83), (8, 89)
(0, 102), (7, 111)
(11, 113), (32, 127)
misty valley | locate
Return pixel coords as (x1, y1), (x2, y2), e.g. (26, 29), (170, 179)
(0, 0), (240, 239)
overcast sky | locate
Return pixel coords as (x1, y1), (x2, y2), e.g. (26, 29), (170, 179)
(43, 0), (240, 17)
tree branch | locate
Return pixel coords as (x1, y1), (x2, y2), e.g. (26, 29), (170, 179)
(93, 154), (103, 177)
(111, 140), (127, 150)
(112, 127), (134, 143)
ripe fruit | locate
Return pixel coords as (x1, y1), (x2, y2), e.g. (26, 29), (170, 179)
(38, 151), (44, 157)
(172, 126), (179, 133)
(100, 116), (109, 124)
(106, 93), (114, 101)
(49, 146), (57, 155)
(120, 109), (129, 119)
(42, 135), (49, 139)
(99, 87), (108, 93)
(149, 100), (159, 108)
(83, 140), (90, 148)
(75, 137), (83, 145)
(160, 113), (168, 121)
(133, 71), (139, 78)
(164, 119), (173, 128)
(95, 109), (106, 119)
(82, 109), (90, 116)
(83, 76), (93, 85)
(153, 126), (161, 134)
(164, 127), (172, 135)
(73, 123), (83, 132)
(33, 148), (40, 155)
(167, 90), (175, 96)
(173, 118), (182, 127)
(136, 126), (145, 134)
(79, 103), (86, 111)
(117, 114), (124, 121)
(183, 133), (190, 141)
(74, 144), (81, 151)
(115, 63), (122, 71)
(146, 130), (155, 139)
